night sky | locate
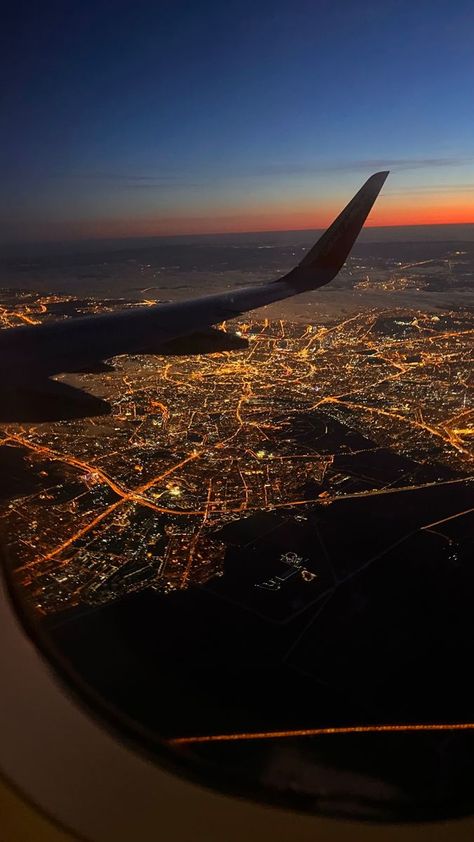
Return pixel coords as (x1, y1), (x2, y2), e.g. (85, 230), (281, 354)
(2, 0), (474, 243)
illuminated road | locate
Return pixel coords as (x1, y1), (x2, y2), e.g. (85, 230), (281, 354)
(1, 297), (472, 613)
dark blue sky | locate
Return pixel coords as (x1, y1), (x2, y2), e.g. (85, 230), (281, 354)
(2, 0), (474, 241)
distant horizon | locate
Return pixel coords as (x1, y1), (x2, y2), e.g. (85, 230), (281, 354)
(2, 221), (474, 260)
(3, 202), (474, 248)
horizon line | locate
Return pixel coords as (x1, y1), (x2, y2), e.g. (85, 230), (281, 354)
(2, 219), (474, 252)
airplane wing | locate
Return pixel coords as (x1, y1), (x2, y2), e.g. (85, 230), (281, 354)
(0, 172), (388, 418)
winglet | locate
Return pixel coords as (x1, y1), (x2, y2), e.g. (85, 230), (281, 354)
(280, 171), (389, 291)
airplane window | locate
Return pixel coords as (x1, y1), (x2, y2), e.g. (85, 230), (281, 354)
(1, 0), (473, 828)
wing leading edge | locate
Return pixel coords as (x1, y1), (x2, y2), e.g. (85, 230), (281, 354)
(0, 172), (388, 393)
(282, 170), (389, 291)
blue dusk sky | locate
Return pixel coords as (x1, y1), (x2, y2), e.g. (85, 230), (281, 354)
(1, 0), (474, 242)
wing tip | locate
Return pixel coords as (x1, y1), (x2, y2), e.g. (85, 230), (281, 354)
(285, 170), (389, 283)
(367, 170), (390, 186)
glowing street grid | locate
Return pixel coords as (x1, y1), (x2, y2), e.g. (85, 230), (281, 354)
(1, 293), (472, 615)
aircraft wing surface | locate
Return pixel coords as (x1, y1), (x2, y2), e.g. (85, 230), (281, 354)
(0, 172), (388, 419)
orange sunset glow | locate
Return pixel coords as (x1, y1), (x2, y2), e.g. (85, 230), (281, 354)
(12, 189), (472, 243)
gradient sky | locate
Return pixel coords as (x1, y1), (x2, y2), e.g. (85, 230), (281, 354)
(1, 0), (474, 243)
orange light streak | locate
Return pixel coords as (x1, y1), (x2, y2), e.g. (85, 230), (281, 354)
(169, 721), (474, 746)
